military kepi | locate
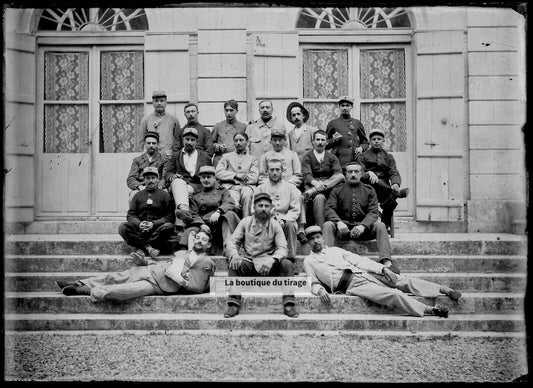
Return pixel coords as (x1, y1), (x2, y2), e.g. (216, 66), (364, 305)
(338, 95), (354, 105)
(253, 192), (272, 203)
(368, 128), (385, 138)
(182, 127), (199, 138)
(142, 166), (159, 177)
(152, 90), (167, 98)
(144, 131), (160, 142)
(198, 166), (216, 176)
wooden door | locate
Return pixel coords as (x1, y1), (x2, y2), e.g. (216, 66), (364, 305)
(414, 31), (466, 221)
(36, 48), (92, 218)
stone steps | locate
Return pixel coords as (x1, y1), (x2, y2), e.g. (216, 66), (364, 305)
(5, 271), (527, 293)
(5, 292), (524, 315)
(5, 233), (527, 256)
(4, 254), (527, 273)
(4, 231), (526, 334)
(4, 313), (525, 332)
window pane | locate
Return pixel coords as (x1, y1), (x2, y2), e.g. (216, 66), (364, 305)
(360, 49), (405, 99)
(361, 102), (406, 152)
(44, 105), (89, 153)
(304, 102), (337, 131)
(100, 104), (144, 153)
(100, 51), (144, 100)
(44, 52), (89, 100)
(303, 49), (349, 99)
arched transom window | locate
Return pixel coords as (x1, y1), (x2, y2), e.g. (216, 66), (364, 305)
(297, 7), (411, 29)
(38, 8), (148, 31)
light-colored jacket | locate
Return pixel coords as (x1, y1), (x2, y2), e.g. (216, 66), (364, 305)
(255, 180), (301, 223)
(258, 148), (302, 186)
(303, 246), (385, 295)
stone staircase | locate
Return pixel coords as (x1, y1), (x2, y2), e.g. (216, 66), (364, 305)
(3, 221), (528, 335)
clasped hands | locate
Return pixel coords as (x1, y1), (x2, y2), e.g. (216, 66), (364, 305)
(139, 221), (154, 233)
(337, 221), (365, 239)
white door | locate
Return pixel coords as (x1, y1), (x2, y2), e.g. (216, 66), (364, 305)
(36, 46), (145, 219)
(301, 44), (413, 216)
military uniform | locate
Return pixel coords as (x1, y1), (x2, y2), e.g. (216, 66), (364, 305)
(323, 182), (392, 261)
(179, 186), (241, 254)
(245, 117), (286, 160)
(118, 188), (176, 253)
(325, 117), (369, 169)
(126, 151), (168, 191)
(258, 148), (303, 187)
(139, 112), (181, 157)
(177, 123), (214, 158)
(357, 147), (401, 228)
(210, 119), (247, 167)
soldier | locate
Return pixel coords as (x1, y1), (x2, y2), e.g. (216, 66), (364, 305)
(215, 132), (259, 218)
(56, 230), (216, 299)
(126, 131), (167, 204)
(163, 127), (212, 225)
(177, 103), (214, 158)
(245, 100), (287, 160)
(255, 159), (302, 262)
(224, 192), (298, 319)
(323, 161), (401, 274)
(286, 102), (317, 161)
(303, 226), (460, 318)
(177, 166), (241, 255)
(210, 99), (247, 167)
(118, 167), (176, 260)
(325, 96), (369, 170)
(139, 90), (180, 158)
(301, 130), (345, 227)
(356, 128), (409, 234)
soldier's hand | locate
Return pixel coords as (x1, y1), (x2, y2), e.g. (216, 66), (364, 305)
(209, 211), (221, 224)
(316, 182), (327, 192)
(229, 255), (243, 270)
(354, 146), (363, 156)
(337, 221), (349, 237)
(367, 171), (378, 184)
(350, 225), (365, 239)
(318, 288), (331, 304)
(391, 183), (400, 195)
(382, 267), (398, 284)
(259, 259), (275, 275)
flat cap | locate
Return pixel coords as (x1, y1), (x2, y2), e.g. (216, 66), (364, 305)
(368, 128), (385, 138)
(144, 131), (160, 141)
(304, 225), (322, 239)
(142, 166), (159, 177)
(253, 192), (272, 204)
(270, 127), (287, 138)
(198, 166), (216, 176)
(182, 127), (198, 138)
(152, 90), (167, 99)
(338, 95), (354, 105)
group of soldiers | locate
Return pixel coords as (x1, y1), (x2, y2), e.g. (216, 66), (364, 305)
(56, 91), (461, 320)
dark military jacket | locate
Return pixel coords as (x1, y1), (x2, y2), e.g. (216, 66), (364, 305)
(357, 147), (401, 186)
(325, 182), (379, 229)
(189, 186), (237, 226)
(325, 116), (369, 168)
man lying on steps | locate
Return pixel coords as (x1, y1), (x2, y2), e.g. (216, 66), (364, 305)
(56, 230), (216, 301)
(302, 225), (462, 318)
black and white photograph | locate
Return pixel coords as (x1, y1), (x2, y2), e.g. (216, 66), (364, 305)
(2, 0), (528, 383)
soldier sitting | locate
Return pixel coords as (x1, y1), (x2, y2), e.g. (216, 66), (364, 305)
(177, 166), (241, 255)
(356, 128), (409, 235)
(126, 131), (168, 204)
(215, 132), (259, 218)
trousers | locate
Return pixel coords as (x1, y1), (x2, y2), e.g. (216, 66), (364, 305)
(322, 220), (392, 260)
(81, 266), (165, 302)
(346, 273), (441, 317)
(118, 222), (175, 251)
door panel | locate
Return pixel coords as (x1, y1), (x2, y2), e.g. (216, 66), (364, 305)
(94, 154), (136, 215)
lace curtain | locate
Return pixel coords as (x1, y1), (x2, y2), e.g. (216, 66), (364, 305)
(303, 49), (349, 130)
(100, 51), (144, 153)
(360, 49), (407, 151)
(44, 52), (89, 153)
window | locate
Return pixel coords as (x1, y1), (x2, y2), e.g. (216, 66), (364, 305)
(42, 48), (144, 154)
(38, 8), (148, 31)
(296, 7), (411, 29)
(302, 46), (408, 152)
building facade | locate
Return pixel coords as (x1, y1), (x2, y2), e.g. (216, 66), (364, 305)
(3, 6), (527, 233)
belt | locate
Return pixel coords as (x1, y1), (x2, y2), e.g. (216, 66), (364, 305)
(335, 269), (354, 294)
